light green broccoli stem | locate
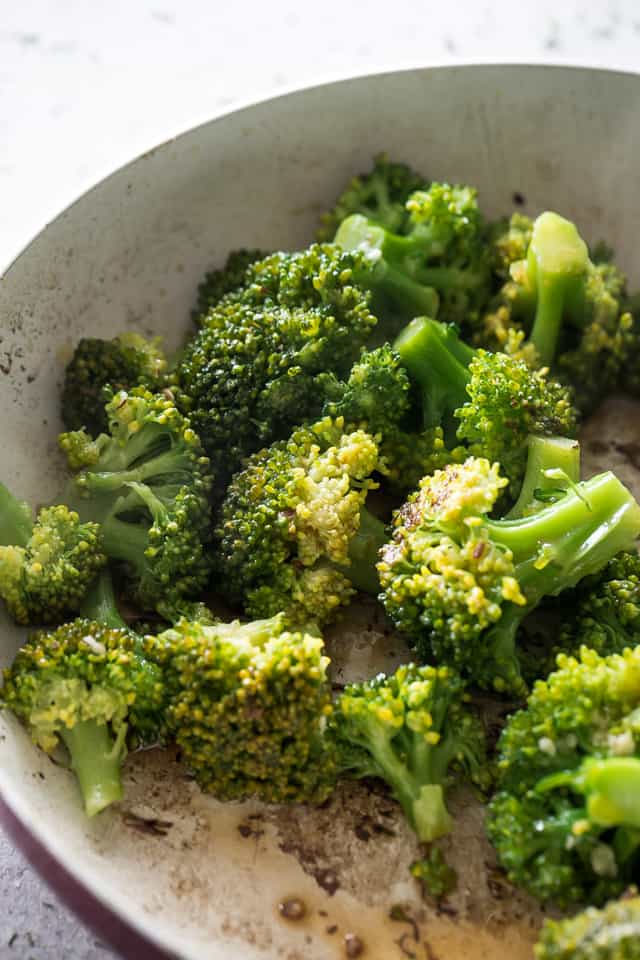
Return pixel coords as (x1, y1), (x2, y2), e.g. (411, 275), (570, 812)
(80, 570), (127, 630)
(526, 212), (590, 366)
(60, 719), (126, 817)
(394, 317), (474, 439)
(0, 482), (33, 547)
(77, 445), (188, 494)
(335, 216), (440, 318)
(485, 471), (640, 692)
(342, 506), (387, 595)
(361, 723), (453, 842)
(507, 436), (581, 519)
(538, 757), (640, 830)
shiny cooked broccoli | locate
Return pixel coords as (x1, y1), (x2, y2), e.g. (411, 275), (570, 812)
(378, 455), (640, 695)
(535, 895), (640, 959)
(393, 316), (577, 494)
(0, 482), (106, 625)
(473, 212), (636, 414)
(487, 647), (640, 907)
(319, 343), (460, 493)
(329, 663), (489, 842)
(217, 416), (386, 627)
(59, 388), (213, 614)
(62, 332), (167, 436)
(1, 615), (164, 816)
(192, 248), (268, 324)
(176, 243), (379, 493)
(317, 153), (429, 242)
(335, 182), (492, 326)
(144, 613), (335, 803)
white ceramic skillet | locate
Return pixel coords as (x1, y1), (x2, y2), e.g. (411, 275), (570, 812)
(2, 65), (640, 960)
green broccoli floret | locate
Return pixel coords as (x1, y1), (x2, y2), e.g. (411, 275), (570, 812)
(410, 847), (458, 899)
(217, 417), (386, 627)
(487, 212), (534, 281)
(318, 343), (459, 492)
(62, 332), (167, 436)
(192, 248), (268, 323)
(487, 646), (640, 906)
(474, 212), (636, 414)
(59, 388), (213, 614)
(547, 552), (640, 670)
(1, 617), (165, 816)
(144, 613), (335, 803)
(317, 153), (429, 242)
(393, 317), (577, 493)
(335, 182), (492, 326)
(176, 243), (379, 492)
(329, 663), (488, 842)
(378, 455), (640, 695)
(535, 895), (640, 959)
(0, 482), (106, 625)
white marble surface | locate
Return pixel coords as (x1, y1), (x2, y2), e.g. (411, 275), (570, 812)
(1, 1), (640, 957)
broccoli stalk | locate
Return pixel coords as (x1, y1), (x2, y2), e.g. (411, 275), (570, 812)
(330, 663), (488, 843)
(379, 457), (640, 694)
(393, 316), (577, 493)
(60, 718), (128, 817)
(0, 482), (106, 625)
(506, 434), (581, 519)
(538, 757), (640, 831)
(394, 316), (475, 439)
(524, 212), (590, 366)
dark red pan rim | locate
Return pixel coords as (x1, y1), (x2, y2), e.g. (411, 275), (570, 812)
(0, 794), (177, 960)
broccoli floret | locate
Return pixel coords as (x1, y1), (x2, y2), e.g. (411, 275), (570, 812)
(410, 847), (458, 899)
(217, 417), (386, 627)
(176, 243), (379, 492)
(144, 613), (335, 803)
(329, 663), (488, 842)
(62, 332), (167, 436)
(1, 618), (164, 816)
(378, 456), (640, 695)
(0, 482), (106, 625)
(335, 182), (492, 326)
(394, 317), (577, 493)
(192, 248), (268, 323)
(535, 895), (640, 959)
(319, 343), (463, 493)
(487, 646), (640, 906)
(548, 552), (640, 670)
(317, 153), (429, 242)
(59, 388), (213, 614)
(487, 212), (534, 281)
(473, 212), (636, 414)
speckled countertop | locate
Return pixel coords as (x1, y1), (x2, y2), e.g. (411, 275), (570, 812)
(1, 1), (640, 957)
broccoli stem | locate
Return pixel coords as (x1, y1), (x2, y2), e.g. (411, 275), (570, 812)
(539, 757), (640, 830)
(0, 482), (33, 547)
(80, 570), (127, 629)
(60, 719), (126, 817)
(485, 471), (640, 692)
(335, 216), (439, 318)
(490, 472), (640, 585)
(507, 436), (581, 519)
(78, 446), (190, 494)
(526, 212), (590, 366)
(100, 513), (151, 581)
(363, 726), (453, 841)
(344, 506), (387, 595)
(394, 317), (474, 439)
